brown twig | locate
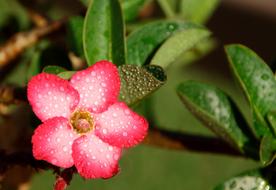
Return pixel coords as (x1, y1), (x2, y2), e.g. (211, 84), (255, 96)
(0, 150), (59, 175)
(27, 9), (49, 27)
(0, 19), (65, 67)
(143, 127), (243, 157)
(0, 86), (27, 105)
(68, 52), (87, 70)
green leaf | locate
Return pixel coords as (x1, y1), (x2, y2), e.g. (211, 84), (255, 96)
(225, 44), (276, 139)
(80, 0), (90, 6)
(119, 64), (166, 106)
(42, 66), (75, 80)
(260, 134), (276, 166)
(67, 16), (84, 58)
(42, 65), (67, 75)
(180, 0), (220, 24)
(83, 0), (126, 66)
(121, 0), (148, 22)
(80, 0), (149, 22)
(214, 170), (274, 190)
(150, 28), (211, 69)
(267, 111), (276, 136)
(127, 21), (201, 66)
(175, 37), (217, 66)
(177, 81), (249, 152)
(58, 71), (76, 80)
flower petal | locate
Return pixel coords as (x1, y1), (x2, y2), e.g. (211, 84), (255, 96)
(32, 117), (78, 168)
(95, 102), (148, 148)
(72, 134), (121, 179)
(70, 60), (120, 113)
(27, 73), (80, 121)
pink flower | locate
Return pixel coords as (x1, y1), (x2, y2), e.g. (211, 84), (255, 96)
(27, 60), (148, 179)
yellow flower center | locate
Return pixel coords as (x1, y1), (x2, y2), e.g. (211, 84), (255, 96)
(70, 110), (94, 134)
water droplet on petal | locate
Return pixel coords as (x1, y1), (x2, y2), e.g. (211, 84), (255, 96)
(102, 128), (107, 134)
(63, 146), (68, 152)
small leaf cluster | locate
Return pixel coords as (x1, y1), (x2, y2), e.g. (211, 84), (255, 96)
(178, 45), (276, 189)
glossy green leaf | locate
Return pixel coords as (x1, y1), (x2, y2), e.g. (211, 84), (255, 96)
(42, 65), (67, 75)
(180, 0), (220, 24)
(119, 64), (166, 106)
(225, 44), (276, 139)
(177, 81), (249, 152)
(214, 170), (274, 190)
(67, 16), (84, 58)
(121, 0), (148, 22)
(260, 134), (276, 166)
(150, 28), (211, 69)
(83, 0), (126, 66)
(127, 21), (201, 66)
(80, 0), (149, 22)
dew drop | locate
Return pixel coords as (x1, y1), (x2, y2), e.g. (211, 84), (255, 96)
(124, 110), (130, 115)
(261, 74), (269, 80)
(62, 146), (68, 152)
(102, 128), (107, 134)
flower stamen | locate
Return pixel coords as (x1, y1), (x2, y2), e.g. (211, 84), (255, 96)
(70, 110), (94, 134)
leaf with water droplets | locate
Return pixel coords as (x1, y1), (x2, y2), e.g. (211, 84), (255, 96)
(177, 81), (251, 152)
(150, 27), (211, 69)
(119, 65), (166, 106)
(225, 44), (276, 139)
(214, 170), (274, 190)
(127, 21), (202, 66)
(83, 0), (126, 66)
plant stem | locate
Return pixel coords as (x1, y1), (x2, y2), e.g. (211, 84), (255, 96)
(143, 127), (244, 157)
(0, 19), (65, 68)
(0, 86), (27, 105)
